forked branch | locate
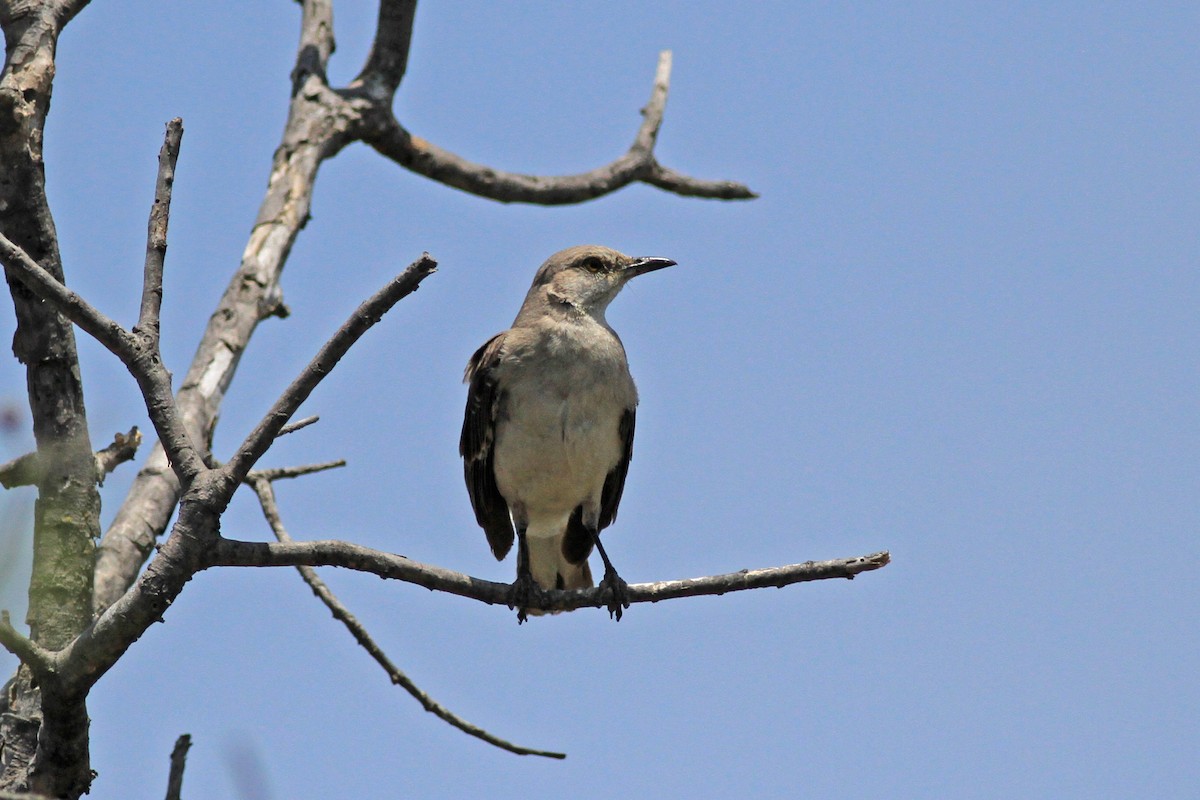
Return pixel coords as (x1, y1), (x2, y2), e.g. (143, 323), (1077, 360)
(0, 143), (204, 486)
(55, 256), (440, 694)
(247, 474), (565, 759)
(362, 51), (756, 205)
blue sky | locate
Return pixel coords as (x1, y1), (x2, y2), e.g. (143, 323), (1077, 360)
(1, 2), (1197, 798)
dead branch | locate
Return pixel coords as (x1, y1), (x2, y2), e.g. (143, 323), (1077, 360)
(352, 0), (416, 98)
(360, 51), (757, 205)
(94, 0), (360, 610)
(137, 118), (183, 342)
(246, 459), (344, 483)
(211, 538), (891, 613)
(248, 475), (565, 759)
(163, 734), (191, 800)
(54, 256), (438, 696)
(277, 415), (320, 437)
(219, 253), (437, 485)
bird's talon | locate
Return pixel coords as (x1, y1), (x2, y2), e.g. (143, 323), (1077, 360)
(508, 574), (540, 624)
(598, 571), (629, 621)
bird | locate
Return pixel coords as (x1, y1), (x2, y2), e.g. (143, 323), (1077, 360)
(460, 244), (675, 622)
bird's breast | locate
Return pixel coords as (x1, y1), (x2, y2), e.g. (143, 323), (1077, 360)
(491, 340), (634, 513)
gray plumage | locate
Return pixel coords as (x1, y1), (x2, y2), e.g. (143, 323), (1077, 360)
(460, 244), (675, 620)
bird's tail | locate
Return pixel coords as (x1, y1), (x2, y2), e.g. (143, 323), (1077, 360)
(525, 523), (593, 605)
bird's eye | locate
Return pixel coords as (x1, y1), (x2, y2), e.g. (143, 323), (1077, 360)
(581, 256), (605, 272)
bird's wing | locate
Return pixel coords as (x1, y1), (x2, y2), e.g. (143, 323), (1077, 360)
(459, 332), (514, 560)
(598, 407), (636, 530)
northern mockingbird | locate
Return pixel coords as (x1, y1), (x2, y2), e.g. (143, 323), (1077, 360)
(460, 244), (675, 622)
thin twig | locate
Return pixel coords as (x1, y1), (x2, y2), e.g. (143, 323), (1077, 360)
(163, 733), (191, 800)
(211, 538), (891, 612)
(247, 459), (345, 483)
(278, 415), (320, 436)
(220, 253), (436, 484)
(138, 119), (183, 340)
(247, 476), (566, 759)
(631, 50), (672, 155)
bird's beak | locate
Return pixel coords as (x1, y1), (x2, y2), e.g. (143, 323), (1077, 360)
(623, 256), (677, 278)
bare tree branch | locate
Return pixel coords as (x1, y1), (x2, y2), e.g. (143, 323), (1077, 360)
(163, 733), (191, 800)
(94, 0), (365, 611)
(351, 0), (416, 98)
(137, 119), (183, 340)
(361, 51), (757, 205)
(246, 459), (344, 483)
(632, 48), (672, 154)
(248, 476), (565, 759)
(211, 538), (891, 612)
(57, 471), (229, 695)
(0, 229), (205, 486)
(57, 254), (437, 694)
(277, 415), (320, 436)
(220, 253), (436, 484)
(642, 163), (760, 199)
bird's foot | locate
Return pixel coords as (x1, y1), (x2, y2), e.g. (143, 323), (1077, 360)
(507, 573), (543, 624)
(598, 568), (630, 621)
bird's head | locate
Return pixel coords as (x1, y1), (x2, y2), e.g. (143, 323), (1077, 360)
(528, 244), (676, 318)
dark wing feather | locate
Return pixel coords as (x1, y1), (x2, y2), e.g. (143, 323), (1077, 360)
(599, 407), (636, 530)
(563, 407), (635, 565)
(459, 333), (514, 560)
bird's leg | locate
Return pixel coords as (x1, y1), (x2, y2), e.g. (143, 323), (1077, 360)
(509, 527), (540, 624)
(589, 529), (630, 621)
